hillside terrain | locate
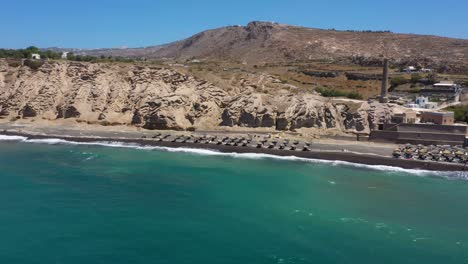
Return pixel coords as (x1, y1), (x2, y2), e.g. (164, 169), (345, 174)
(72, 21), (468, 73)
(2, 22), (466, 135)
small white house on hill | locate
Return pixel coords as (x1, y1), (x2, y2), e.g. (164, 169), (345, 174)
(31, 53), (41, 59)
(404, 66), (416, 72)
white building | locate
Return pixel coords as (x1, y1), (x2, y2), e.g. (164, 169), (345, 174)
(415, 96), (428, 107)
(31, 53), (41, 60)
(61, 52), (69, 59)
(405, 103), (419, 109)
(404, 66), (417, 72)
(433, 81), (457, 88)
(413, 96), (438, 109)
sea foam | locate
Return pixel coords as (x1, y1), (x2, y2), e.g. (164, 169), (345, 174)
(1, 134), (467, 179)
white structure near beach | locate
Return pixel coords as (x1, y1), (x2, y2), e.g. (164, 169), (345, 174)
(405, 103), (419, 109)
(415, 96), (428, 107)
(61, 52), (69, 59)
(31, 53), (40, 59)
(405, 96), (438, 109)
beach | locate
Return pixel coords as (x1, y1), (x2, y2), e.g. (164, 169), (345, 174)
(1, 122), (466, 172)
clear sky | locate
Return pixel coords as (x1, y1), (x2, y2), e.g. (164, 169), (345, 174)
(2, 0), (467, 49)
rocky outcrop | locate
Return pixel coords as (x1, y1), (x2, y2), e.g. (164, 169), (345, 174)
(219, 93), (388, 133)
(0, 59), (393, 134)
(0, 60), (228, 130)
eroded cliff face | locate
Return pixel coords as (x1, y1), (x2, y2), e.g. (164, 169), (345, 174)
(0, 60), (392, 133)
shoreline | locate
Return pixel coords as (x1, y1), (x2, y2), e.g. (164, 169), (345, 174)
(1, 129), (467, 172)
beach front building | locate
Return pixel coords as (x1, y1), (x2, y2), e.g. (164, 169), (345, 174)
(420, 111), (454, 125)
(370, 110), (467, 146)
(391, 111), (417, 124)
(370, 122), (468, 146)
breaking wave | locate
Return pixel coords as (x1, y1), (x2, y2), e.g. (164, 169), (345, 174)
(1, 134), (467, 179)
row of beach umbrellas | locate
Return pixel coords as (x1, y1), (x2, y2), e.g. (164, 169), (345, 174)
(393, 144), (468, 163)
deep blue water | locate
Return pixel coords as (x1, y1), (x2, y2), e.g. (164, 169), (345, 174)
(0, 138), (468, 263)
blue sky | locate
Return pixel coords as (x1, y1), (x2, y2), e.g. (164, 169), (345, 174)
(2, 0), (467, 49)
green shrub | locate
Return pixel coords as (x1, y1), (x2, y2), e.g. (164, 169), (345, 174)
(23, 59), (44, 70)
(390, 76), (408, 87)
(346, 91), (363, 100)
(316, 87), (363, 100)
(408, 89), (421, 94)
(444, 105), (468, 122)
(316, 87), (345, 97)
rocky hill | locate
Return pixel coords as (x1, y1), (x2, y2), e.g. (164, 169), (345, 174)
(0, 59), (393, 134)
(75, 21), (468, 73)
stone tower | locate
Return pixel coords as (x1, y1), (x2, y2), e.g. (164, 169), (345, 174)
(380, 58), (389, 103)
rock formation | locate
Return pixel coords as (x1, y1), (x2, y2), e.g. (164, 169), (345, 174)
(0, 59), (393, 134)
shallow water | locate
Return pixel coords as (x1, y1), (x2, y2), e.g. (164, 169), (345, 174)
(0, 138), (468, 263)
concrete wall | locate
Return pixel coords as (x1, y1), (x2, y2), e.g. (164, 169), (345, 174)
(382, 123), (468, 135)
(369, 130), (467, 146)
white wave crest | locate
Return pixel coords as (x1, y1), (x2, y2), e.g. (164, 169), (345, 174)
(0, 135), (28, 141)
(1, 134), (467, 179)
(27, 138), (71, 144)
(156, 146), (467, 178)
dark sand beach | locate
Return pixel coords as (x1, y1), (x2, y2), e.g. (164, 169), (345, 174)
(1, 123), (466, 172)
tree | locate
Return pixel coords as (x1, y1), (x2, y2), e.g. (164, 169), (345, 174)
(26, 46), (39, 53)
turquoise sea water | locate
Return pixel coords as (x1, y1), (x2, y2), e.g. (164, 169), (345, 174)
(0, 137), (468, 264)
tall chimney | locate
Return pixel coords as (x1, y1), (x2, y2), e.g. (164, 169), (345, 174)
(380, 58), (389, 103)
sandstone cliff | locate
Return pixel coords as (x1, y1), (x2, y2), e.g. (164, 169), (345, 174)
(0, 59), (392, 134)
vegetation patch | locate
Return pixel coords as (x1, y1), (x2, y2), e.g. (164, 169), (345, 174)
(316, 87), (363, 100)
(444, 105), (468, 123)
(6, 59), (22, 67)
(0, 46), (138, 63)
(23, 59), (44, 70)
(390, 76), (409, 87)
